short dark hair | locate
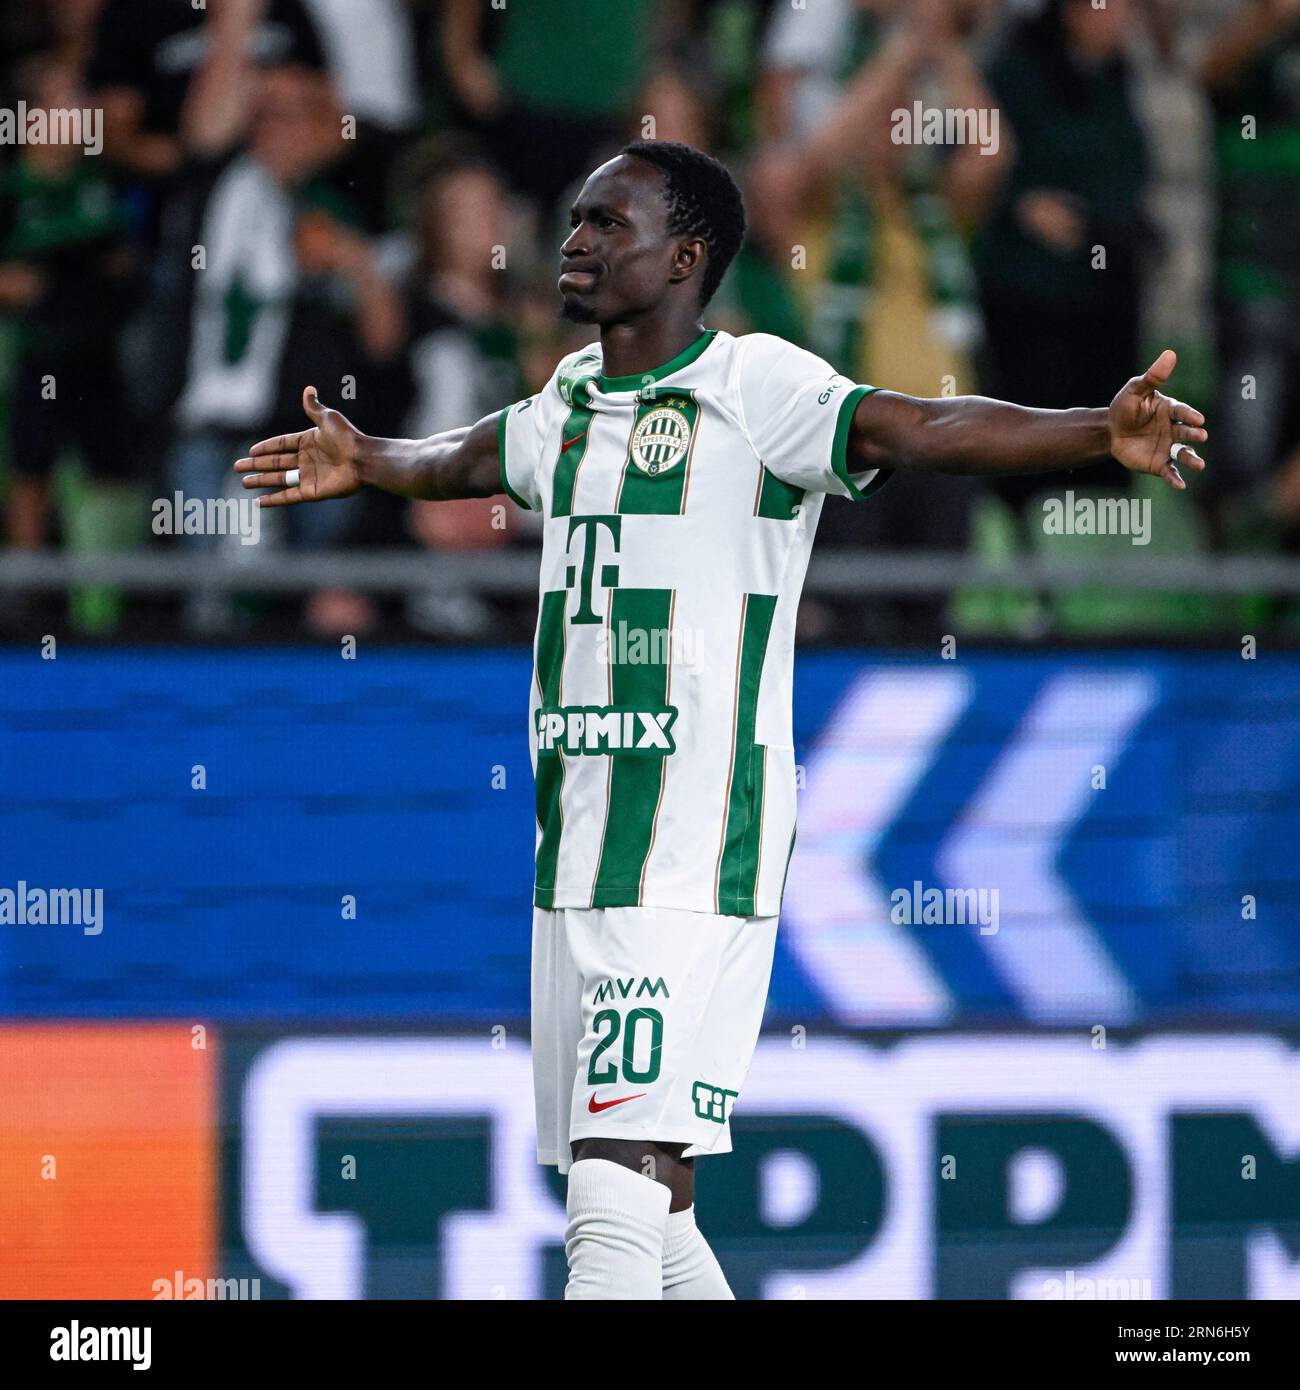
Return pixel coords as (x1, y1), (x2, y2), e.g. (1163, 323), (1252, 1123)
(620, 140), (746, 306)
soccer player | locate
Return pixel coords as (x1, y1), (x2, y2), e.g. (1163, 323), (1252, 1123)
(235, 140), (1207, 1300)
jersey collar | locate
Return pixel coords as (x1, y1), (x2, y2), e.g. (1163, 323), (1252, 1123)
(596, 328), (718, 394)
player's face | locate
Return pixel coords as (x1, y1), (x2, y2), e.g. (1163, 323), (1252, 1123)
(558, 156), (691, 326)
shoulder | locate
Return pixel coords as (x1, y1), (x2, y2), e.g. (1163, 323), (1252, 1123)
(735, 331), (823, 361)
(733, 331), (840, 384)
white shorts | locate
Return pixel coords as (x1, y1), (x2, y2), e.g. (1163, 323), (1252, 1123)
(531, 905), (778, 1174)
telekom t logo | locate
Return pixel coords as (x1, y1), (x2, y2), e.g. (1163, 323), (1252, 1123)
(565, 514), (621, 624)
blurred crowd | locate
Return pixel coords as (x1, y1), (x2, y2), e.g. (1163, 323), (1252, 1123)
(1, 0), (1299, 641)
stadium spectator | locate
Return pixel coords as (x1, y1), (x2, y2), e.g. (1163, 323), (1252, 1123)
(756, 0), (1006, 635)
(394, 151), (527, 637)
(0, 54), (136, 572)
(1200, 0), (1300, 546)
(151, 0), (403, 633)
(973, 0), (1152, 513)
(87, 0), (325, 245)
(773, 0), (1003, 393)
(758, 0), (900, 144)
(294, 0), (420, 136)
(440, 0), (675, 237)
(0, 0), (105, 84)
(0, 0), (1277, 639)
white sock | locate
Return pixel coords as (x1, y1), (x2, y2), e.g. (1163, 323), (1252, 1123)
(564, 1158), (671, 1300)
(662, 1206), (734, 1300)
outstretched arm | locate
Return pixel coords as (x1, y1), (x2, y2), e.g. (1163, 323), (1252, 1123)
(849, 350), (1208, 491)
(235, 387), (503, 506)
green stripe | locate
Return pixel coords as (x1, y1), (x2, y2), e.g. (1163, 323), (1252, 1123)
(590, 588), (674, 907)
(597, 328), (717, 393)
(532, 590), (568, 908)
(552, 403), (595, 517)
(756, 468), (805, 520)
(497, 407), (532, 510)
(716, 593), (778, 916)
(617, 391), (698, 515)
(831, 385), (892, 501)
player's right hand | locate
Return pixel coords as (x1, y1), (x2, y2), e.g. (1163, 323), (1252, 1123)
(234, 387), (364, 506)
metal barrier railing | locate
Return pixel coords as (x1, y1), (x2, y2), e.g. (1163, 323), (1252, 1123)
(3, 549), (1300, 595)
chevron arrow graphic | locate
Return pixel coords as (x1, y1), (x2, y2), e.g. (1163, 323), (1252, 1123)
(783, 667), (972, 1024)
(935, 670), (1154, 1022)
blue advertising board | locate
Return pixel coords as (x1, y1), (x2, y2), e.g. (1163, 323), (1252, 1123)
(1, 647), (1296, 1023)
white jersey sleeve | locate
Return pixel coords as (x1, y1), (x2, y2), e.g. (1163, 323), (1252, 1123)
(497, 389), (552, 512)
(736, 333), (891, 500)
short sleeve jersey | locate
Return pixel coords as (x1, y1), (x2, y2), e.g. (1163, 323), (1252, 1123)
(498, 328), (889, 916)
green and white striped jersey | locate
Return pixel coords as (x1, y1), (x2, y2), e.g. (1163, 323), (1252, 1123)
(498, 328), (889, 916)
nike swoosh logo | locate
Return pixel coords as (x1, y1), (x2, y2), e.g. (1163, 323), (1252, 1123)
(561, 433), (585, 453)
(588, 1092), (646, 1113)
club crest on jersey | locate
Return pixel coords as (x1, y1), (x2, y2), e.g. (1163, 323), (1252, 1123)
(630, 404), (692, 476)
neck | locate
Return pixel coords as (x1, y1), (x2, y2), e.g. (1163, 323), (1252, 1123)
(598, 309), (706, 381)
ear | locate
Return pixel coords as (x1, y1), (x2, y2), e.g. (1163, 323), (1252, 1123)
(669, 236), (708, 289)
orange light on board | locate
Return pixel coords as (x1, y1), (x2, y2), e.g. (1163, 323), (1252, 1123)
(0, 1024), (216, 1299)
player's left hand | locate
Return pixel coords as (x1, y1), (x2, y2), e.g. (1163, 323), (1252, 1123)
(1108, 349), (1208, 491)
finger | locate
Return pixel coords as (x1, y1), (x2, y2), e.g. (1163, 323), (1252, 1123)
(1163, 450), (1206, 487)
(241, 469), (294, 489)
(1172, 425), (1209, 449)
(235, 453), (296, 474)
(256, 487), (305, 508)
(249, 431), (308, 458)
(1172, 448), (1206, 472)
(1135, 348), (1177, 396)
(1166, 398), (1205, 428)
(302, 385), (326, 423)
